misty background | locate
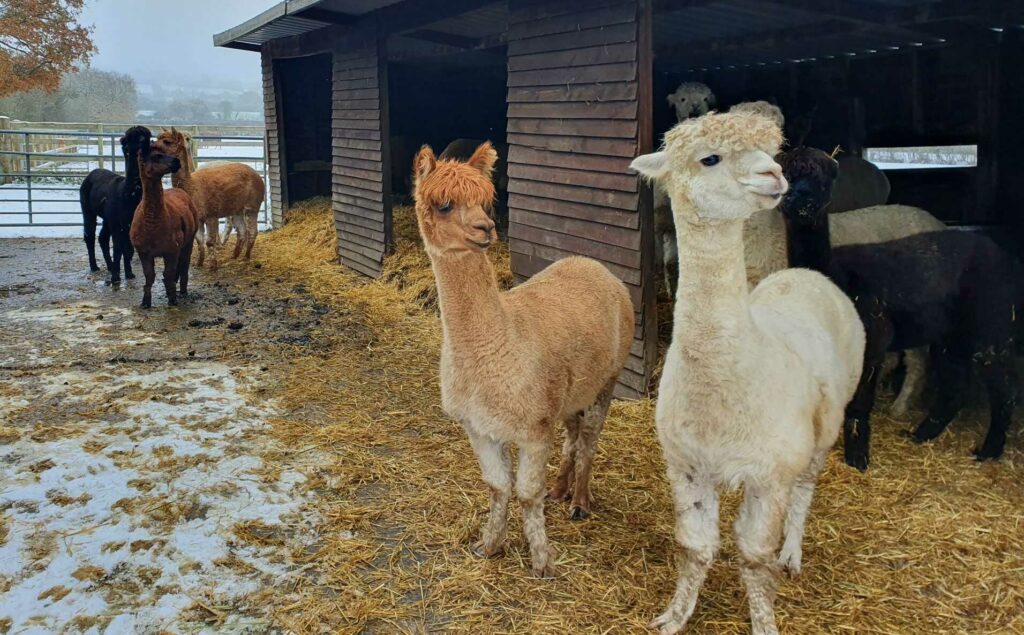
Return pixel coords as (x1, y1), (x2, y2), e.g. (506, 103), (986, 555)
(0, 0), (271, 124)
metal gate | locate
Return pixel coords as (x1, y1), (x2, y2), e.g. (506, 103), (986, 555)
(0, 125), (269, 231)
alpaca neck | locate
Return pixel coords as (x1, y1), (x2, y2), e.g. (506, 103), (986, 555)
(429, 249), (507, 355)
(171, 153), (194, 193)
(124, 152), (142, 193)
(784, 212), (832, 273)
(671, 206), (754, 359)
(138, 174), (166, 224)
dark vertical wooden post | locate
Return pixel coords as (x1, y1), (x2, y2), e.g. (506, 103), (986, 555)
(976, 31), (1000, 224)
(637, 0), (657, 394)
(262, 48), (286, 227)
(331, 29), (392, 277)
(505, 0), (652, 398)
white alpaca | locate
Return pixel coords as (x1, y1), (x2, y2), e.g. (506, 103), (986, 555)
(729, 100), (784, 128)
(632, 112), (865, 635)
(666, 82), (716, 122)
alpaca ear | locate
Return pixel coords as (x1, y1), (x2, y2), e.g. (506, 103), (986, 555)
(630, 151), (670, 182)
(414, 145), (437, 187)
(466, 142), (498, 179)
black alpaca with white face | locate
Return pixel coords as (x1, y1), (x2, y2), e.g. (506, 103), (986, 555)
(779, 146), (1022, 468)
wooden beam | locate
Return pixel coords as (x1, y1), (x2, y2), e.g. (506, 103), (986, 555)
(404, 29), (480, 49)
(373, 0), (494, 37)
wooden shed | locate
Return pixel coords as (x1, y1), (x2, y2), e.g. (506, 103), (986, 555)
(215, 0), (1024, 398)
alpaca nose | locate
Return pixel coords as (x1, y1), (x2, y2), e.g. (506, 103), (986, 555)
(472, 218), (495, 234)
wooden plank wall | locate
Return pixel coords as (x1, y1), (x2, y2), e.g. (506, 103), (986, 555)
(332, 42), (392, 277)
(261, 49), (284, 228)
(506, 0), (655, 398)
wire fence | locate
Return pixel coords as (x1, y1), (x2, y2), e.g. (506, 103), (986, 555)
(0, 120), (268, 236)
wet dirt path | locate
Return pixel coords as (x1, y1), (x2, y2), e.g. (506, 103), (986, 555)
(0, 239), (328, 634)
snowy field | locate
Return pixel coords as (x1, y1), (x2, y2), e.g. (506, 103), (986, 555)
(0, 140), (268, 238)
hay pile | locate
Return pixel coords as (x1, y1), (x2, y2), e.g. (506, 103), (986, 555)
(243, 199), (1024, 634)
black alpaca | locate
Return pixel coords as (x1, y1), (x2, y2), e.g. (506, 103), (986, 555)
(778, 146), (1021, 469)
(79, 126), (152, 282)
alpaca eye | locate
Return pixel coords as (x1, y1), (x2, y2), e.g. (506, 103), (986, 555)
(437, 202), (452, 214)
(700, 155), (721, 167)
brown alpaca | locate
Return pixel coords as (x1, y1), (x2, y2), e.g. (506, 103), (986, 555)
(130, 149), (199, 308)
(414, 142), (634, 577)
(152, 128), (264, 269)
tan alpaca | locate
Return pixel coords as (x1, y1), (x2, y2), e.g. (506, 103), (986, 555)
(632, 113), (865, 635)
(152, 129), (264, 269)
(413, 142), (634, 577)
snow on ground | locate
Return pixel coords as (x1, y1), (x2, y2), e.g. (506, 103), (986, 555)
(0, 277), (319, 633)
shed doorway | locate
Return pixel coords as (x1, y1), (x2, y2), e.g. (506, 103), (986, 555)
(275, 53), (333, 207)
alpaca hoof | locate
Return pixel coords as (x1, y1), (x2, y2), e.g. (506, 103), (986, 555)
(107, 277), (120, 286)
(569, 505), (590, 521)
(546, 485), (570, 502)
(909, 427), (939, 444)
(843, 450), (869, 472)
(89, 265), (100, 272)
(140, 302), (151, 309)
(777, 550), (802, 578)
(531, 557), (559, 579)
(650, 608), (689, 635)
(974, 446), (1003, 461)
(471, 540), (502, 559)
(125, 271), (136, 280)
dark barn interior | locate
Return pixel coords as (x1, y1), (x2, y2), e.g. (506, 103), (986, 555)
(219, 0), (1024, 396)
(387, 50), (508, 199)
(275, 52), (334, 206)
(650, 1), (1021, 239)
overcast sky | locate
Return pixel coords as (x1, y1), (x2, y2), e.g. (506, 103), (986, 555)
(80, 0), (274, 90)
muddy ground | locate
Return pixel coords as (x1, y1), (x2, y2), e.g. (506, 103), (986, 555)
(0, 239), (331, 633)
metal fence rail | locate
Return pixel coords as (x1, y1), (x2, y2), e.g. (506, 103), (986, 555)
(0, 126), (269, 229)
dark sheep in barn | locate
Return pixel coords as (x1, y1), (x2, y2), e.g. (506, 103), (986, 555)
(778, 146), (1021, 469)
(826, 154), (891, 213)
(79, 126), (152, 283)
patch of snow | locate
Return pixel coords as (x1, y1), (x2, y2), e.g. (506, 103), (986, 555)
(0, 363), (317, 633)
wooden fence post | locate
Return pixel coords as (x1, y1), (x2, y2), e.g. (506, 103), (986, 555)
(0, 116), (10, 184)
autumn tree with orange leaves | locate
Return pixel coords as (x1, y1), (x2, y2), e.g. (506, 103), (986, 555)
(0, 0), (95, 98)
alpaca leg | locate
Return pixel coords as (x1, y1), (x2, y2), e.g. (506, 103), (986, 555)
(889, 348), (927, 417)
(735, 481), (790, 635)
(110, 232), (124, 284)
(98, 223), (114, 275)
(162, 256), (179, 306)
(843, 300), (892, 470)
(569, 383), (614, 520)
(231, 214), (244, 259)
(205, 218), (220, 271)
(178, 241), (194, 299)
(517, 441), (557, 577)
(84, 213), (100, 272)
(650, 468), (719, 635)
(121, 227), (136, 280)
(911, 344), (968, 444)
(244, 212), (258, 260)
(778, 448), (829, 576)
(194, 224), (206, 268)
(140, 256), (155, 309)
(465, 428), (512, 559)
(548, 414), (579, 503)
(221, 218), (233, 246)
(973, 346), (1019, 460)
